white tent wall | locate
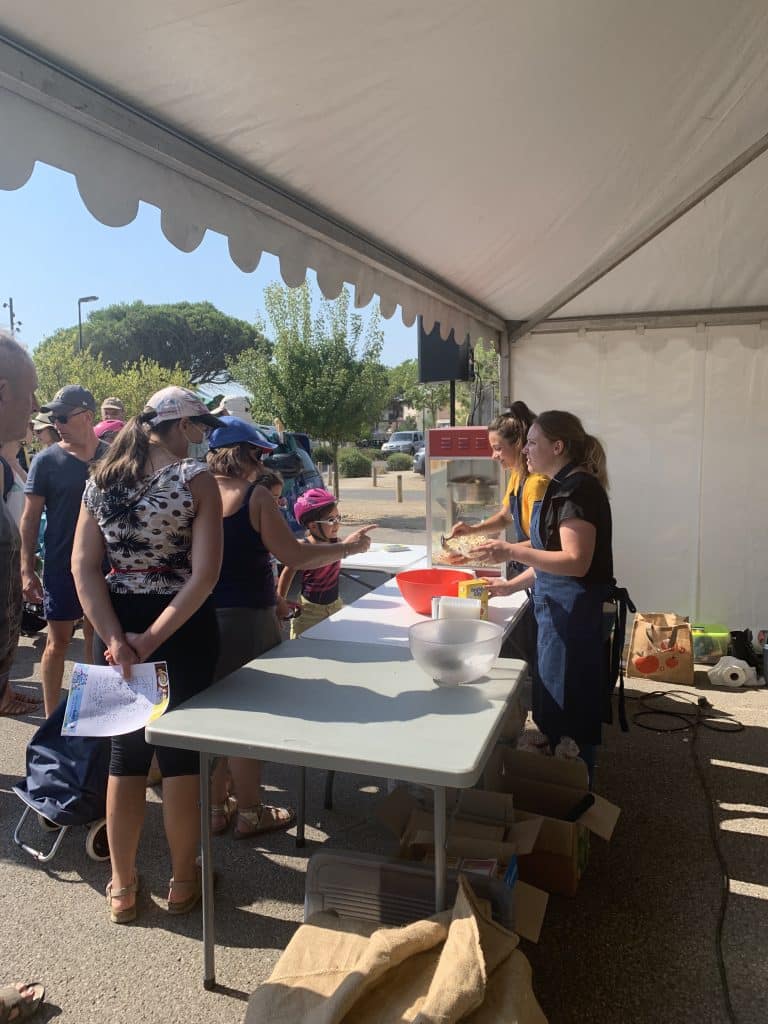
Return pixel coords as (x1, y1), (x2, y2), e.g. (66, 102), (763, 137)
(508, 326), (768, 630)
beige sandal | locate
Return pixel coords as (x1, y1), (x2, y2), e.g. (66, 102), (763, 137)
(210, 794), (236, 835)
(106, 875), (140, 924)
(167, 873), (202, 915)
(234, 803), (296, 839)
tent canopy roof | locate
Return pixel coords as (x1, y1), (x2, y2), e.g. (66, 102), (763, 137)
(3, 1), (768, 340)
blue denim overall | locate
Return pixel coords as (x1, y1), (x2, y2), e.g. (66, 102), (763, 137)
(529, 466), (613, 767)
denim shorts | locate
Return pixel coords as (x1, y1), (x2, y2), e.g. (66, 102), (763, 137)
(43, 570), (83, 623)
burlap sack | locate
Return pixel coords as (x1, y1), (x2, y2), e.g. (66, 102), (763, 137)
(627, 612), (694, 685)
(245, 875), (547, 1023)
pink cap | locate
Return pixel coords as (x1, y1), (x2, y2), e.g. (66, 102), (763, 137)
(94, 418), (125, 438)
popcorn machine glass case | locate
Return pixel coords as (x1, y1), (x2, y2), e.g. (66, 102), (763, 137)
(426, 427), (507, 577)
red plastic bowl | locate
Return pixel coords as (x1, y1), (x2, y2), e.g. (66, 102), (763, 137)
(396, 568), (475, 616)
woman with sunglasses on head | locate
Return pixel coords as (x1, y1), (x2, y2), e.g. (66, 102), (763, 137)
(205, 422), (376, 838)
(72, 386), (225, 923)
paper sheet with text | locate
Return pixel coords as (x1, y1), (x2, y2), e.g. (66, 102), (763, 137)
(61, 661), (170, 737)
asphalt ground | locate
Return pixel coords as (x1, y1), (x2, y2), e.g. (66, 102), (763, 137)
(2, 477), (767, 1022)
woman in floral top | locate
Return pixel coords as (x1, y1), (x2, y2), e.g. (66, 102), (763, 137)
(72, 386), (223, 924)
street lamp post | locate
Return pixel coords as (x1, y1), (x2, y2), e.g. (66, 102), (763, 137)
(77, 295), (99, 352)
(2, 298), (21, 337)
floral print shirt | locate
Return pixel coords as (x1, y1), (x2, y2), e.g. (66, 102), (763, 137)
(83, 459), (208, 594)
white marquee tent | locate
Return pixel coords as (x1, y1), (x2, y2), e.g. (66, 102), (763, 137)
(1, 1), (767, 626)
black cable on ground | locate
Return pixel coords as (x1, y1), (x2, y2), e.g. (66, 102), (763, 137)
(631, 690), (743, 1024)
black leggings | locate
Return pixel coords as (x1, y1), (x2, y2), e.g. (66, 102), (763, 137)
(95, 593), (219, 778)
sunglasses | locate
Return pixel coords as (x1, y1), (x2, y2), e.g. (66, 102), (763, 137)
(51, 409), (87, 425)
(315, 515), (343, 526)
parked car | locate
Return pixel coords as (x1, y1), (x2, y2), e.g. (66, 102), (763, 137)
(413, 443), (426, 475)
(381, 430), (424, 456)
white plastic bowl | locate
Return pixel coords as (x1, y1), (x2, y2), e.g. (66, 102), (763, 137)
(408, 619), (505, 686)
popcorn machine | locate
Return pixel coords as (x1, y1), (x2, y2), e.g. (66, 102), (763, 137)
(425, 427), (507, 577)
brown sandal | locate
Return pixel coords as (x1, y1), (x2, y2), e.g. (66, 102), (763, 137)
(167, 873), (202, 915)
(234, 803), (296, 839)
(210, 795), (236, 835)
(106, 875), (140, 924)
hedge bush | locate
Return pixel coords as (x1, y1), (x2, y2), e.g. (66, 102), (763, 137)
(338, 448), (374, 477)
(386, 453), (413, 472)
(312, 445), (334, 466)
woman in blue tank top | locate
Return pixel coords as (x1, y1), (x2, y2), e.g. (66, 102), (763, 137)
(206, 418), (374, 838)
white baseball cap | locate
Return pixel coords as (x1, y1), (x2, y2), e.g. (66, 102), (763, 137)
(143, 386), (223, 428)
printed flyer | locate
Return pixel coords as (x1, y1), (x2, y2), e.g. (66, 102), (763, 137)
(61, 661), (170, 737)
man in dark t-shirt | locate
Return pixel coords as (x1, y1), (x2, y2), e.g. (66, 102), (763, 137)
(21, 385), (108, 716)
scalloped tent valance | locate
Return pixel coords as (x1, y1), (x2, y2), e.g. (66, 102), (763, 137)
(0, 87), (495, 345)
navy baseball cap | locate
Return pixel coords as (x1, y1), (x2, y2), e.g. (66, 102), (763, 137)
(41, 384), (96, 416)
(207, 416), (278, 451)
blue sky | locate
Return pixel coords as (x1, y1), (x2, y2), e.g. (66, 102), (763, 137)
(0, 162), (417, 367)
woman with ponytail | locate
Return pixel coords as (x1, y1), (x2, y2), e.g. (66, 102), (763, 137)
(474, 410), (630, 779)
(72, 387), (224, 923)
(446, 401), (549, 570)
(445, 401), (548, 661)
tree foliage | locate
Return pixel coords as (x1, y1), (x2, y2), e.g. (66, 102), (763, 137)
(386, 358), (451, 429)
(229, 283), (389, 485)
(32, 333), (190, 417)
(42, 300), (270, 384)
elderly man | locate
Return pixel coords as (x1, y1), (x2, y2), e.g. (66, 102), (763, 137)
(100, 395), (124, 421)
(0, 330), (39, 717)
(21, 384), (108, 715)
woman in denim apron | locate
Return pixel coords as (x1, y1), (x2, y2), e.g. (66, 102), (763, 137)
(474, 411), (633, 781)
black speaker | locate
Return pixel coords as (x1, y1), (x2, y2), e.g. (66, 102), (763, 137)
(417, 317), (472, 383)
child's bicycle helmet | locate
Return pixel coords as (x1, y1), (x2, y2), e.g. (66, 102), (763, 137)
(293, 488), (337, 526)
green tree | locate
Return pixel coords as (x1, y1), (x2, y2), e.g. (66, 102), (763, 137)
(229, 283), (389, 492)
(386, 358), (451, 429)
(49, 300), (270, 384)
(456, 340), (500, 424)
(32, 333), (190, 416)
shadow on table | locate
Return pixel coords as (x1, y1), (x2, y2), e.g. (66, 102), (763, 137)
(200, 668), (494, 724)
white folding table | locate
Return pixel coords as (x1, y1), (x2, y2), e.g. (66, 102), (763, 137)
(303, 574), (529, 648)
(146, 638), (525, 988)
(340, 542), (427, 575)
(339, 542), (427, 591)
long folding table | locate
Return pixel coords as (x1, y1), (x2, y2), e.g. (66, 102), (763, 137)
(146, 638), (525, 988)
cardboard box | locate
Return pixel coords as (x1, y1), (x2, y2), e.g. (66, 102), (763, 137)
(480, 747), (621, 896)
(376, 785), (548, 942)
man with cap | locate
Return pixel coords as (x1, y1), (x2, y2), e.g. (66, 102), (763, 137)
(21, 384), (109, 715)
(100, 395), (125, 421)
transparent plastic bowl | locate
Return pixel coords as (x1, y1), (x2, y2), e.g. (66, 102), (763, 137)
(408, 619), (505, 686)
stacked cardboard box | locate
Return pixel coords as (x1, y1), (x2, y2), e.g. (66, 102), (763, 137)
(376, 784), (549, 941)
(481, 747), (621, 896)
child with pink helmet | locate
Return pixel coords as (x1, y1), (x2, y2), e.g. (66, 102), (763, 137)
(278, 488), (375, 638)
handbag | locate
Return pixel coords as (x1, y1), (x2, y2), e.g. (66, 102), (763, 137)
(627, 612), (694, 686)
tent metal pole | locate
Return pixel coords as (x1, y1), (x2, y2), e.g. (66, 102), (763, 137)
(508, 131), (768, 342)
(517, 306), (768, 336)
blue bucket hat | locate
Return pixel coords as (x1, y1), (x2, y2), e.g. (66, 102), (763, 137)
(207, 416), (278, 452)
